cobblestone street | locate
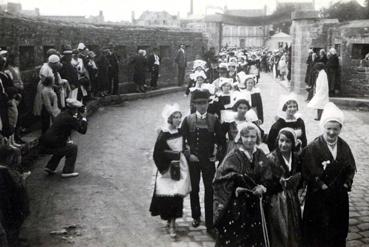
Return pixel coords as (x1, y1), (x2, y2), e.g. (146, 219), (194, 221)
(20, 72), (369, 247)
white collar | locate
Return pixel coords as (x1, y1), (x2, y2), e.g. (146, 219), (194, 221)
(196, 111), (207, 119)
(281, 152), (292, 171)
(278, 112), (303, 122)
(239, 146), (257, 161)
(161, 125), (179, 134)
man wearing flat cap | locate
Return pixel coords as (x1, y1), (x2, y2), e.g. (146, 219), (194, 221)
(39, 98), (88, 178)
(181, 89), (226, 235)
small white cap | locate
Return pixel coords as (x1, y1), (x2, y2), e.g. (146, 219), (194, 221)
(77, 43), (86, 50)
(48, 54), (60, 63)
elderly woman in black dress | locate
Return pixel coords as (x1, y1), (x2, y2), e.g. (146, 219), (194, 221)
(149, 104), (191, 238)
(301, 102), (356, 247)
(213, 122), (272, 247)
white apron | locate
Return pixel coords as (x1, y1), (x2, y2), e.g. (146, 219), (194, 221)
(155, 136), (191, 197)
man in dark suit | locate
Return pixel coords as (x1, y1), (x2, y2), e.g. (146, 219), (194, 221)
(175, 44), (186, 86)
(181, 89), (226, 235)
(147, 48), (160, 89)
(39, 98), (88, 178)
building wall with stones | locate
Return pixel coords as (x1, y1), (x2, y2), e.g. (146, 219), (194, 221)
(0, 14), (208, 126)
(336, 21), (369, 97)
(291, 13), (369, 97)
(290, 11), (339, 92)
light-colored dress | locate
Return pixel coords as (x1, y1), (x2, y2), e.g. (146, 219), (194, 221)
(308, 70), (329, 110)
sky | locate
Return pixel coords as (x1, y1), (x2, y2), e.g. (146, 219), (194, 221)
(4, 0), (367, 22)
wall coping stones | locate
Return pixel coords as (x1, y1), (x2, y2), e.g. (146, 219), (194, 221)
(20, 86), (185, 153)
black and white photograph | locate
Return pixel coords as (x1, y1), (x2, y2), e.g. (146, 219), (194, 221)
(0, 0), (369, 246)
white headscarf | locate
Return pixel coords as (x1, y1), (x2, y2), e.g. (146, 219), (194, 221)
(277, 93), (302, 121)
(234, 122), (261, 143)
(319, 102), (344, 130)
(161, 103), (181, 132)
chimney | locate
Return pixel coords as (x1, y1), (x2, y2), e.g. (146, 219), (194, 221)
(131, 11), (135, 24)
(188, 0), (193, 16)
(312, 0), (315, 10)
(264, 5), (267, 16)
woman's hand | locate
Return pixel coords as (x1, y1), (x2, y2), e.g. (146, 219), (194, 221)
(252, 185), (267, 196)
(235, 187), (248, 198)
(280, 178), (287, 190)
(189, 154), (200, 162)
(321, 183), (328, 190)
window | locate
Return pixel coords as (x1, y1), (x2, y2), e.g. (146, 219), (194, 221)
(160, 46), (170, 58)
(351, 44), (369, 59)
(114, 45), (127, 62)
(19, 46), (35, 70)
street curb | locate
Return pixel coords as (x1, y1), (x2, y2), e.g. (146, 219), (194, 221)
(22, 86), (185, 152)
(274, 76), (369, 109)
(330, 97), (369, 108)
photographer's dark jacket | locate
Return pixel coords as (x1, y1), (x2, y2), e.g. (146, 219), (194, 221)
(40, 111), (87, 148)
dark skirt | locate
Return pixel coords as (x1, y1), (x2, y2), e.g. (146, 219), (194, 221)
(149, 195), (183, 221)
(215, 193), (266, 247)
(133, 72), (146, 86)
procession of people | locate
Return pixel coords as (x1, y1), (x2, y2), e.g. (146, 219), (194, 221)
(150, 46), (356, 247)
(0, 41), (356, 247)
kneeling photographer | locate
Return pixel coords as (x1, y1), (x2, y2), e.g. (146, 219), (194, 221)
(39, 98), (88, 178)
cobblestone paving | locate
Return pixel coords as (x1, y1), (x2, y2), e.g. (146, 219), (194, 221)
(21, 72), (369, 247)
(166, 73), (369, 247)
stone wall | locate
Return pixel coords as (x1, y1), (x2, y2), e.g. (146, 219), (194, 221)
(338, 21), (369, 97)
(290, 13), (369, 97)
(290, 11), (339, 92)
(0, 14), (208, 127)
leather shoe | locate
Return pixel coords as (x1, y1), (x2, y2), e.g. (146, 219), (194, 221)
(192, 218), (201, 227)
(44, 168), (56, 175)
(61, 172), (79, 178)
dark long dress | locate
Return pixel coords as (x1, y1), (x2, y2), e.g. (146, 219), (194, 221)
(131, 55), (147, 86)
(213, 148), (272, 247)
(301, 135), (356, 247)
(266, 151), (302, 247)
(149, 129), (191, 220)
(267, 117), (307, 152)
(326, 55), (340, 93)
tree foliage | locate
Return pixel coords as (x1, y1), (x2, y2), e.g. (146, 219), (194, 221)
(320, 0), (369, 21)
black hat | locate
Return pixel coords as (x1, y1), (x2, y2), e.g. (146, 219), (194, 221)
(62, 44), (73, 55)
(192, 89), (210, 103)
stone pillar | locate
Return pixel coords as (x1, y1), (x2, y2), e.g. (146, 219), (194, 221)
(290, 11), (338, 93)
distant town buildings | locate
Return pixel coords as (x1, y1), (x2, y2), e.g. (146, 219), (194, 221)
(134, 10), (180, 27)
(0, 2), (104, 24)
(276, 0), (315, 11)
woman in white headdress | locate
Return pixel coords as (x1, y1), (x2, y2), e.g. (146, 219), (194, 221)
(233, 75), (264, 123)
(301, 102), (356, 247)
(149, 103), (191, 238)
(267, 93), (307, 152)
